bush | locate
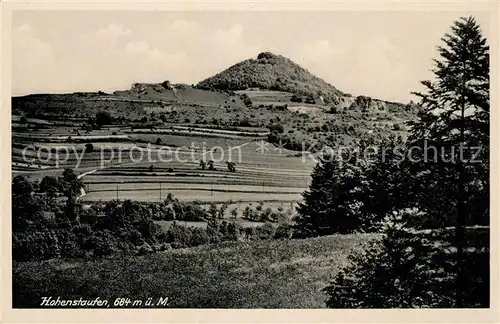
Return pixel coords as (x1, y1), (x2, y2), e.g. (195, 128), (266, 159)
(219, 220), (241, 241)
(268, 123), (284, 134)
(305, 95), (316, 104)
(95, 111), (111, 126)
(274, 224), (293, 239)
(329, 107), (339, 114)
(174, 202), (208, 221)
(39, 176), (60, 195)
(85, 143), (94, 153)
(255, 223), (276, 240)
(165, 222), (192, 248)
(190, 227), (209, 246)
(88, 230), (118, 257)
(12, 231), (61, 261)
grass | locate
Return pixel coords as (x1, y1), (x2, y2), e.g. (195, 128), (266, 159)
(13, 233), (378, 308)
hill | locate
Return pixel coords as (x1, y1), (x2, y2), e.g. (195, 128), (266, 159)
(13, 233), (377, 308)
(112, 81), (230, 106)
(197, 52), (345, 103)
(196, 52), (418, 113)
(12, 51), (420, 154)
(11, 82), (236, 120)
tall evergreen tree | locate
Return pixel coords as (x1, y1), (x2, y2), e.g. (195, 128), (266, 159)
(294, 146), (381, 237)
(408, 16), (489, 306)
(295, 137), (410, 237)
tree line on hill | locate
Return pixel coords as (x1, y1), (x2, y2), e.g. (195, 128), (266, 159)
(293, 16), (489, 308)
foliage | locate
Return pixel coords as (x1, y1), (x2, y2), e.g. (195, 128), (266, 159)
(404, 16), (490, 306)
(95, 111), (112, 126)
(12, 175), (292, 261)
(268, 123), (284, 134)
(294, 149), (382, 236)
(84, 143), (94, 153)
(290, 94), (302, 103)
(38, 176), (60, 196)
(407, 16), (489, 228)
(320, 16), (490, 308)
(12, 176), (46, 232)
(58, 169), (84, 201)
(240, 93), (253, 107)
(324, 209), (489, 308)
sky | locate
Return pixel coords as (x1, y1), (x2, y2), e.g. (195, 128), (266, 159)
(12, 10), (491, 103)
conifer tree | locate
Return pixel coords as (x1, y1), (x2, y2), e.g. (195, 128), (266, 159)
(294, 148), (373, 236)
(409, 16), (489, 306)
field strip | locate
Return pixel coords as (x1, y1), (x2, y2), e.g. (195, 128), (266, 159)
(172, 126), (269, 136)
(201, 141), (249, 157)
(87, 182), (303, 192)
(82, 190), (303, 202)
(127, 129), (265, 139)
(86, 187), (302, 194)
(84, 174), (308, 183)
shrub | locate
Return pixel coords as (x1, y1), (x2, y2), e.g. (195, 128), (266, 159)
(85, 143), (94, 153)
(190, 227), (209, 246)
(255, 202), (263, 212)
(274, 224), (293, 239)
(243, 206), (252, 219)
(260, 207), (273, 222)
(88, 230), (118, 257)
(173, 201), (207, 221)
(95, 111), (111, 126)
(268, 123), (284, 134)
(305, 95), (316, 104)
(219, 220), (241, 241)
(290, 94), (302, 103)
(12, 231), (61, 261)
(165, 222), (192, 248)
(39, 176), (60, 195)
(255, 223), (276, 240)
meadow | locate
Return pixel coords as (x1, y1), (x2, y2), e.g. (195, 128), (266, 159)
(13, 233), (378, 308)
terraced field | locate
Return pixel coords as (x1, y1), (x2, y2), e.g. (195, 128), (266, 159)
(12, 121), (315, 207)
(81, 139), (313, 203)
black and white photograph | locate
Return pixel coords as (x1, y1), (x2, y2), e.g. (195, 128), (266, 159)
(2, 1), (497, 318)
